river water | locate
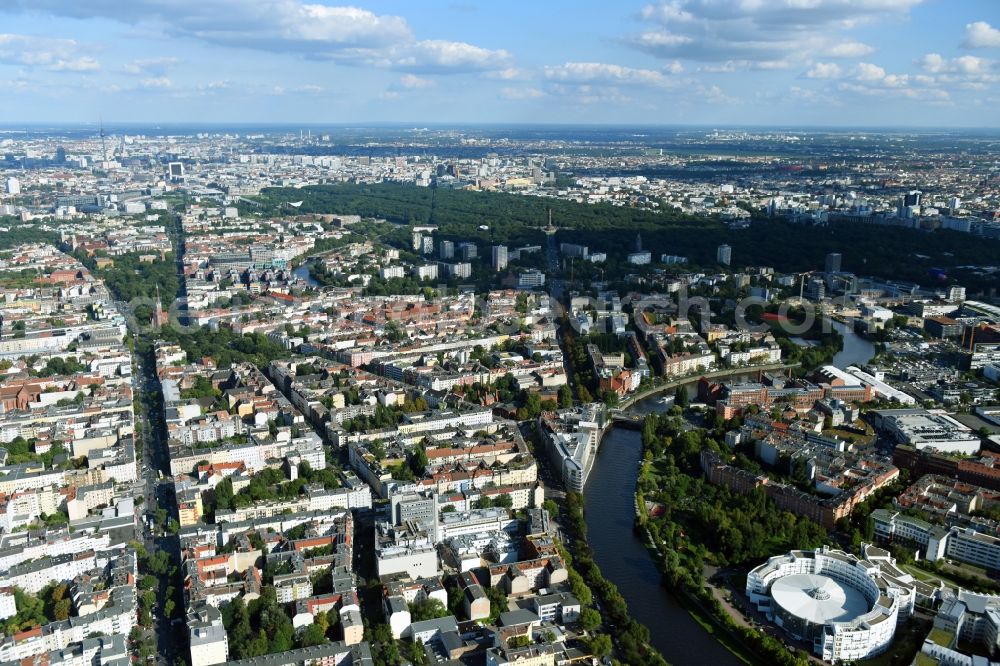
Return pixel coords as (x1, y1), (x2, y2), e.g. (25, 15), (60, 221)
(831, 319), (876, 370)
(584, 398), (743, 666)
(293, 262), (320, 287)
(582, 321), (876, 665)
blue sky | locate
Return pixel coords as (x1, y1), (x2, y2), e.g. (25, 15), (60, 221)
(1, 0), (998, 126)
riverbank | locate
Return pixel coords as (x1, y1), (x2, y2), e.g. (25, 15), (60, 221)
(636, 515), (812, 666)
(562, 491), (668, 666)
(633, 514), (757, 666)
(617, 361), (798, 410)
(632, 412), (821, 666)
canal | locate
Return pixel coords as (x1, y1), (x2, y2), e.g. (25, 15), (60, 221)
(582, 321), (877, 665)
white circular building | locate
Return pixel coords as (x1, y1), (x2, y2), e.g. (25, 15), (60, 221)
(746, 546), (917, 662)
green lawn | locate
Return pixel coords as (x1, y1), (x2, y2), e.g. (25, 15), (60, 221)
(900, 563), (962, 589)
(927, 627), (954, 648)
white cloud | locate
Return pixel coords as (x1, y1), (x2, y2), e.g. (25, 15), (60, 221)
(5, 1), (512, 74)
(553, 84), (635, 106)
(49, 57), (100, 71)
(543, 61), (680, 87)
(854, 62), (886, 81)
(918, 53), (993, 74)
(138, 76), (172, 89)
(197, 80), (233, 91)
(383, 40), (511, 73)
(9, 1), (413, 51)
(488, 67), (525, 80)
(951, 55), (991, 75)
(633, 31), (694, 50)
(640, 2), (695, 24)
(963, 21), (1000, 49)
(397, 74), (433, 89)
(122, 56), (178, 75)
(700, 59), (791, 71)
(806, 62), (842, 79)
(629, 1), (920, 67)
(824, 41), (875, 57)
(697, 83), (734, 104)
(880, 73), (910, 87)
(0, 78), (30, 92)
(839, 80), (950, 103)
(499, 86), (544, 100)
(835, 58), (964, 105)
(539, 61), (734, 108)
(292, 4), (410, 45)
(0, 33), (100, 71)
(918, 53), (947, 73)
(789, 85), (813, 98)
(270, 83), (324, 95)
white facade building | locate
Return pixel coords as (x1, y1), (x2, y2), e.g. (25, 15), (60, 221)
(746, 546), (915, 662)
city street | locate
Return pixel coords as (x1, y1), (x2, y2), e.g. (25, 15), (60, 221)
(134, 339), (181, 666)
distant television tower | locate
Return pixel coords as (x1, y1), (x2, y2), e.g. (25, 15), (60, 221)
(99, 118), (108, 163)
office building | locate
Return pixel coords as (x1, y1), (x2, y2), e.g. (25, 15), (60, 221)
(458, 242), (477, 260)
(380, 266), (405, 280)
(825, 252), (842, 274)
(517, 270), (546, 289)
(413, 264), (438, 281)
(539, 405), (606, 493)
(439, 240), (455, 259)
(876, 507), (1000, 573)
(871, 409), (980, 456)
(807, 277), (826, 301)
(627, 251), (651, 265)
(492, 245), (508, 272)
(746, 546), (915, 662)
(717, 244), (732, 266)
(560, 243), (588, 259)
(923, 589), (1000, 664)
(442, 262), (471, 279)
(4, 177), (19, 195)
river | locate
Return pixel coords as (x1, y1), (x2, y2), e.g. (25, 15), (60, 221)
(293, 261), (320, 287)
(831, 319), (876, 369)
(582, 321), (876, 665)
(584, 404), (743, 666)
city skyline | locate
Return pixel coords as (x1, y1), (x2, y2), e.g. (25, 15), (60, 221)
(1, 0), (999, 127)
